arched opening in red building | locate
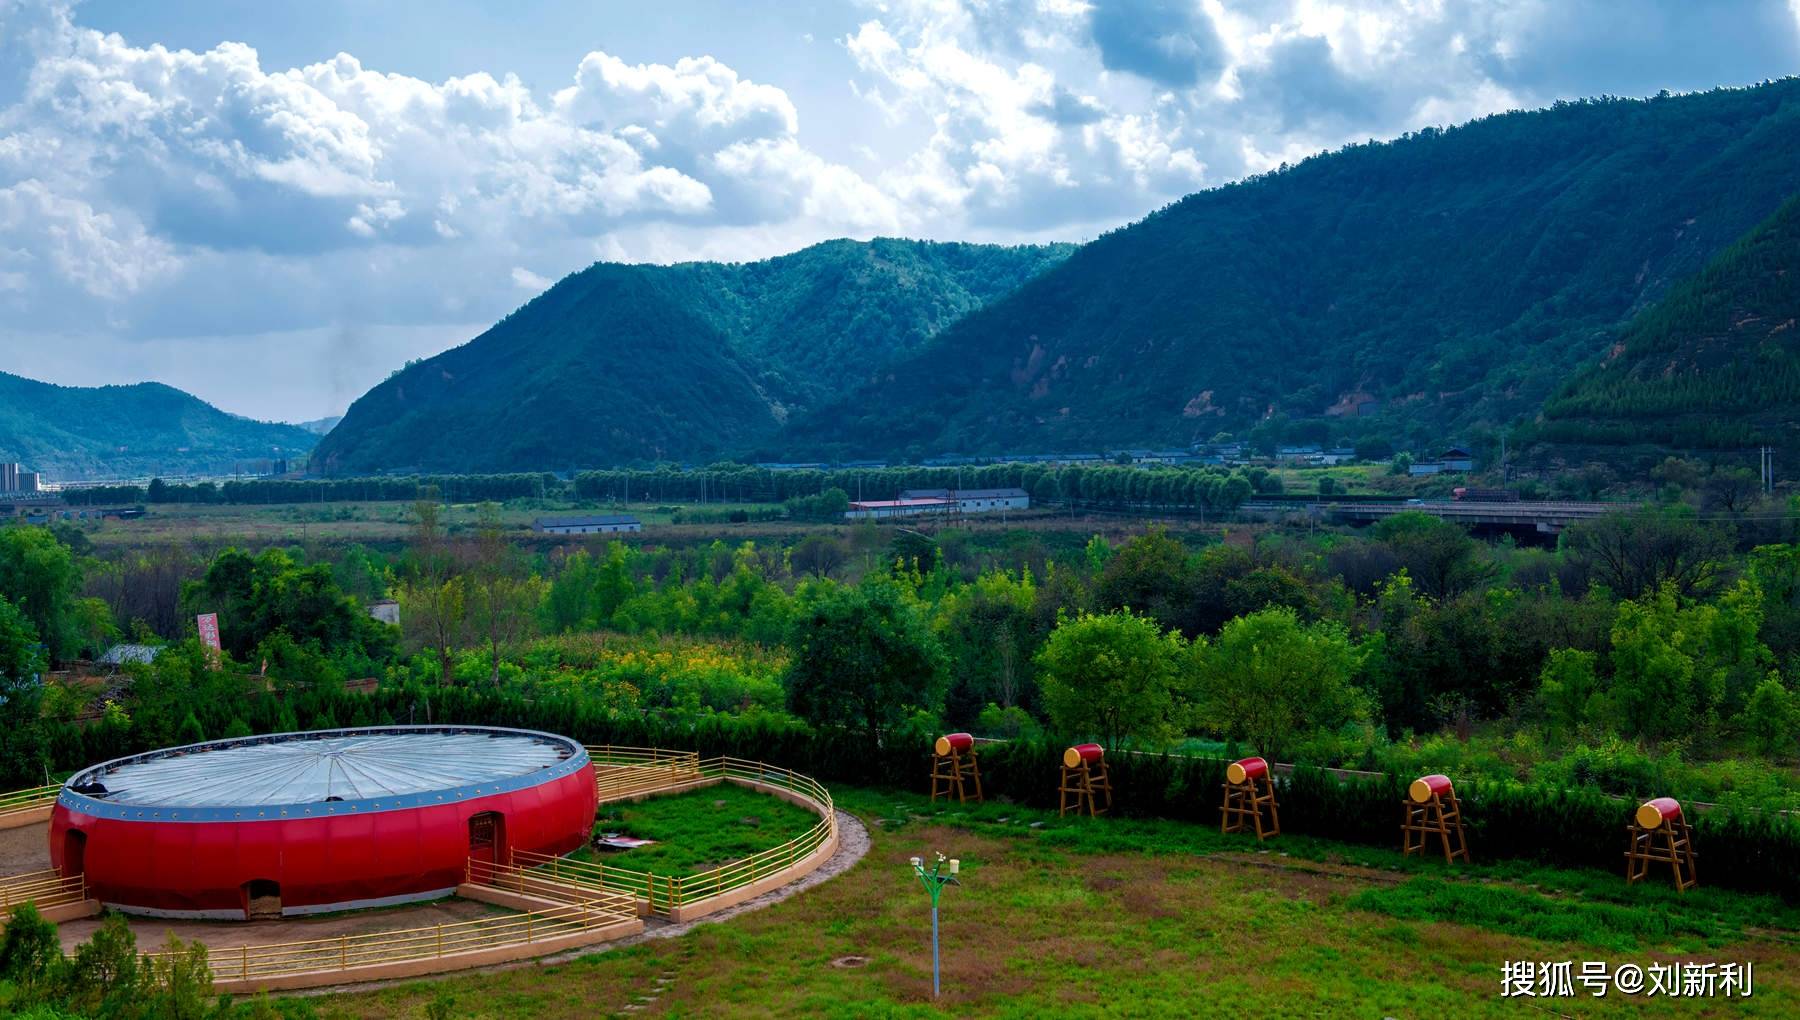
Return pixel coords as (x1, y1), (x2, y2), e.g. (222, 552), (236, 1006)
(62, 830), (86, 879)
(469, 811), (506, 867)
(244, 879), (282, 920)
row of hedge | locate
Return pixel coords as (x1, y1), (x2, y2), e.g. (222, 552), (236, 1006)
(31, 681), (1800, 902)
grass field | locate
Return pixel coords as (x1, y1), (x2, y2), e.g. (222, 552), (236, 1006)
(71, 498), (1235, 557)
(576, 786), (822, 875)
(314, 788), (1798, 1018)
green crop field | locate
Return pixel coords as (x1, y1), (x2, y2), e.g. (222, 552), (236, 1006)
(316, 789), (1798, 1018)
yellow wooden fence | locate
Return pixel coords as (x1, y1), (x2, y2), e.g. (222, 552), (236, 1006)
(0, 870), (87, 914)
(527, 753), (836, 916)
(0, 784), (59, 822)
(585, 745), (704, 802)
(143, 901), (619, 983)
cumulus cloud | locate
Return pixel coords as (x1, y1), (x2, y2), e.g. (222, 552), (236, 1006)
(1088, 0), (1227, 86)
(0, 0), (884, 339)
(511, 266), (552, 291)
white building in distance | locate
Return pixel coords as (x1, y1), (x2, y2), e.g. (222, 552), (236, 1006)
(534, 514), (642, 535)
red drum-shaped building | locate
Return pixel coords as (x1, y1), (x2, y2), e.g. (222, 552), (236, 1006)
(50, 726), (597, 919)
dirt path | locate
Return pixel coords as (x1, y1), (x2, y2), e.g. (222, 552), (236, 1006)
(0, 821), (50, 875)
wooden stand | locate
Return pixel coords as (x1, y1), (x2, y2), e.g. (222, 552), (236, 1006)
(1221, 773), (1280, 840)
(1058, 761), (1112, 818)
(930, 745), (983, 804)
(1401, 789), (1469, 864)
(1625, 818), (1698, 892)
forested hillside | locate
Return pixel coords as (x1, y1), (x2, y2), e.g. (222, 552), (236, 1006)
(784, 81), (1800, 460)
(0, 372), (317, 481)
(1535, 194), (1800, 450)
(313, 240), (1070, 473)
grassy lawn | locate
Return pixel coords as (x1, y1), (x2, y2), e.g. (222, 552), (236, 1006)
(575, 785), (822, 875)
(313, 788), (1800, 1018)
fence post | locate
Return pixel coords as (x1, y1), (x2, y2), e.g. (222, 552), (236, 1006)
(241, 945), (248, 981)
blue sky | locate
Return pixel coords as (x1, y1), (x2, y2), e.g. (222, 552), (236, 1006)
(1, 0), (1797, 423)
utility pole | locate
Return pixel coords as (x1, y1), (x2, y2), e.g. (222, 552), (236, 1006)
(909, 853), (961, 998)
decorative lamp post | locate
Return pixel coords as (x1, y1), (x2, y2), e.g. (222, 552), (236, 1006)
(909, 852), (961, 998)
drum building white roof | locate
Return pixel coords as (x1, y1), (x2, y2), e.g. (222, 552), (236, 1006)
(72, 728), (577, 809)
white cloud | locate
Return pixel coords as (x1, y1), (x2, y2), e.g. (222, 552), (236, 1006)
(511, 266), (551, 291)
(0, 0), (886, 344)
(0, 178), (174, 299)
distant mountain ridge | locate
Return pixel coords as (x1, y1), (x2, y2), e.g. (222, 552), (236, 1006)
(312, 239), (1071, 473)
(302, 80), (1800, 473)
(780, 81), (1800, 460)
(1535, 194), (1800, 450)
(0, 372), (318, 481)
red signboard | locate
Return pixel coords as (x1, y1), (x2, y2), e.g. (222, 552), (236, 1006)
(196, 613), (221, 666)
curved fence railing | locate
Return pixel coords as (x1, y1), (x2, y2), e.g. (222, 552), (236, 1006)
(0, 870), (88, 913)
(463, 857), (640, 920)
(526, 752), (838, 917)
(143, 902), (622, 984)
(583, 745), (704, 801)
(0, 784), (59, 825)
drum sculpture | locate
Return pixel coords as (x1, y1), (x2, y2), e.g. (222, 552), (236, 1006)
(1220, 756), (1280, 840)
(930, 733), (983, 804)
(1625, 797), (1697, 892)
(1058, 744), (1113, 818)
(1400, 774), (1469, 864)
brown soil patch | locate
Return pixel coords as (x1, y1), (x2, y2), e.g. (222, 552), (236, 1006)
(0, 821), (50, 875)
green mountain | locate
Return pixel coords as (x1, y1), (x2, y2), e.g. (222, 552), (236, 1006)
(0, 372), (318, 481)
(782, 82), (1800, 460)
(1535, 195), (1800, 451)
(313, 239), (1071, 473)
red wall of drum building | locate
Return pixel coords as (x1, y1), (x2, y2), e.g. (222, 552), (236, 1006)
(48, 761), (597, 915)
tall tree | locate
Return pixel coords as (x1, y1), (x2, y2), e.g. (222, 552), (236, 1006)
(784, 580), (945, 744)
(400, 486), (463, 683)
(1035, 609), (1187, 750)
(0, 526), (79, 660)
(1563, 506), (1731, 600)
(1195, 608), (1369, 762)
(0, 595), (47, 786)
(465, 505), (545, 685)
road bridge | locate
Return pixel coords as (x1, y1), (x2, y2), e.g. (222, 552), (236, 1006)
(1324, 499), (1632, 534)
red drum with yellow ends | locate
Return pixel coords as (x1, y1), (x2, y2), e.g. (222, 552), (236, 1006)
(1063, 744), (1104, 768)
(1226, 757), (1269, 785)
(1636, 797), (1682, 830)
(934, 733), (974, 756)
(1409, 774), (1454, 803)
